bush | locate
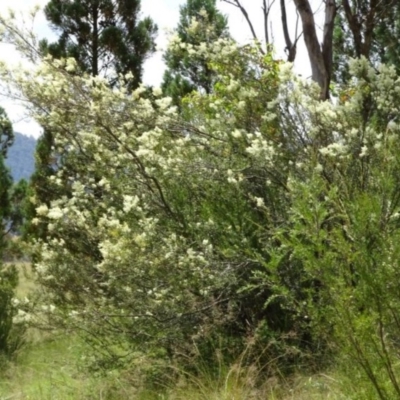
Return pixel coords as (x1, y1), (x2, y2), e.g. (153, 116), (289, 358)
(0, 263), (25, 362)
(4, 11), (400, 396)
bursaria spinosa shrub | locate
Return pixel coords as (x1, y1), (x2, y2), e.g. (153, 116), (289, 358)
(0, 16), (293, 366)
(4, 10), (400, 391)
(0, 13), (308, 367)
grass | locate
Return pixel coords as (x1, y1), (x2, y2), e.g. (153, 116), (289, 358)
(158, 359), (346, 400)
(0, 264), (370, 399)
(0, 333), (156, 399)
(0, 330), (348, 400)
(14, 262), (36, 298)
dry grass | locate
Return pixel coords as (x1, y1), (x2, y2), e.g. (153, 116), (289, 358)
(161, 363), (345, 400)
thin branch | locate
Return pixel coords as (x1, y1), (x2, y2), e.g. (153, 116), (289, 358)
(280, 0), (297, 62)
(222, 0), (265, 54)
(263, 0), (269, 44)
(262, 0), (276, 46)
(294, 9), (302, 46)
(321, 0), (337, 85)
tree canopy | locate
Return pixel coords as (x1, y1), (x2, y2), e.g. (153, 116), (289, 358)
(40, 0), (158, 88)
(162, 0), (230, 107)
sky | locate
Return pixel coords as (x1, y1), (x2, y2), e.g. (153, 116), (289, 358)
(0, 0), (323, 138)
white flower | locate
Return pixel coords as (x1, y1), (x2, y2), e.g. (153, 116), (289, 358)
(13, 309), (32, 324)
(255, 197), (265, 207)
(315, 163), (323, 173)
(231, 129), (241, 138)
(123, 195), (139, 213)
(155, 97), (173, 110)
(65, 58), (77, 72)
(387, 119), (398, 131)
(360, 145), (368, 157)
(36, 204), (49, 216)
(198, 7), (208, 18)
(374, 142), (382, 150)
(152, 87), (162, 97)
(319, 142), (347, 157)
(47, 207), (63, 220)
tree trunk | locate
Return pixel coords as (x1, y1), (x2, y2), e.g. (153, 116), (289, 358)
(92, 4), (99, 76)
(293, 0), (336, 100)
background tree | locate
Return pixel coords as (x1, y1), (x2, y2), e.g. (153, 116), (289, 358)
(223, 0), (336, 99)
(40, 0), (157, 88)
(25, 0), (158, 244)
(225, 0), (400, 99)
(0, 107), (13, 157)
(0, 107), (13, 247)
(333, 0), (400, 83)
(24, 130), (63, 243)
(162, 0), (230, 107)
(0, 108), (23, 360)
(0, 156), (12, 251)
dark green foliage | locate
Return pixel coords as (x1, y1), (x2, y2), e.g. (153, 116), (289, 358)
(0, 264), (23, 360)
(0, 154), (12, 248)
(8, 180), (28, 237)
(162, 0), (230, 107)
(23, 129), (58, 243)
(373, 6), (400, 71)
(0, 110), (24, 360)
(0, 107), (13, 248)
(0, 107), (14, 158)
(40, 0), (157, 88)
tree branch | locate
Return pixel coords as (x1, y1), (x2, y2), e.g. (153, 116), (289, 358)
(222, 0), (265, 54)
(262, 0), (276, 46)
(280, 0), (297, 62)
(321, 0), (337, 89)
(293, 0), (336, 99)
(342, 0), (363, 57)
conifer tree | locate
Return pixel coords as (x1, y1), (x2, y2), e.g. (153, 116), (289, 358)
(40, 0), (157, 88)
(26, 0), (158, 242)
(0, 156), (11, 251)
(0, 107), (21, 359)
(0, 107), (13, 158)
(0, 107), (13, 244)
(162, 0), (230, 107)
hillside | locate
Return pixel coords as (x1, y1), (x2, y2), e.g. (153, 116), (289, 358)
(5, 132), (37, 182)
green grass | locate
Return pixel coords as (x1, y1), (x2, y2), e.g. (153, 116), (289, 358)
(0, 265), (371, 399)
(0, 334), (144, 400)
(14, 262), (36, 299)
(0, 331), (348, 400)
(0, 320), (349, 400)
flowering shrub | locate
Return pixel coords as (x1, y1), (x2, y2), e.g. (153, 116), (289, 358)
(22, 43), (287, 364)
(4, 11), (400, 393)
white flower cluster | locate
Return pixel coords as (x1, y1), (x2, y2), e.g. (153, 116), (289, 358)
(246, 131), (277, 163)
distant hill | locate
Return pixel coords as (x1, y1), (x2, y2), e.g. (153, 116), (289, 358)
(5, 132), (37, 182)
